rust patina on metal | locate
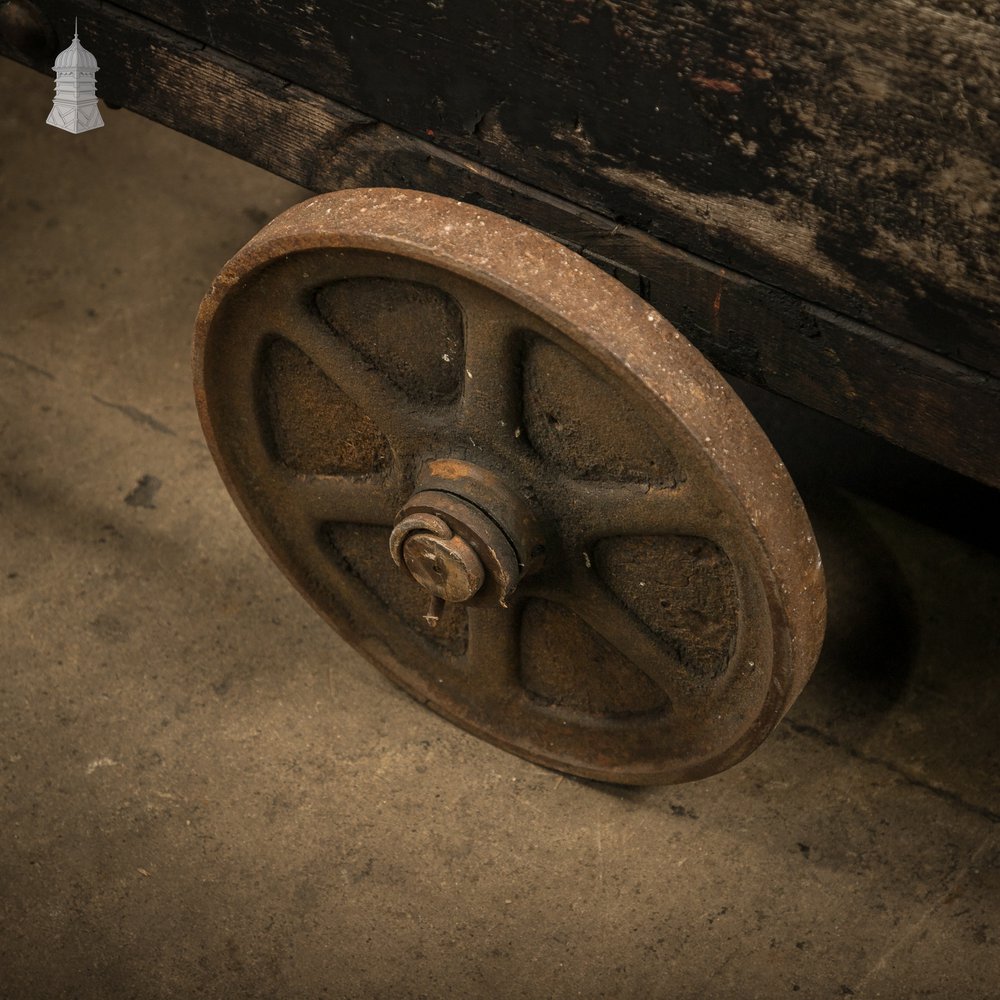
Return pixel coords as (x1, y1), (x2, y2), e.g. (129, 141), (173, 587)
(193, 188), (826, 784)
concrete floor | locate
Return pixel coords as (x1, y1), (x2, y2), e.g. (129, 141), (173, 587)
(2, 58), (999, 999)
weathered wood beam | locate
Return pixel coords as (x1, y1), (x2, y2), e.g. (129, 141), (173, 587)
(3, 0), (998, 488)
(107, 0), (1000, 378)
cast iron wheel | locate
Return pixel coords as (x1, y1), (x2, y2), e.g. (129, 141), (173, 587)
(194, 188), (826, 784)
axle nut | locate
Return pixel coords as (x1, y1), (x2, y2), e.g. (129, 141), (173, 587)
(389, 512), (486, 604)
(402, 531), (485, 603)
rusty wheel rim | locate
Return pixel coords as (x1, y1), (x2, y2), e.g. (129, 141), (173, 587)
(194, 188), (825, 784)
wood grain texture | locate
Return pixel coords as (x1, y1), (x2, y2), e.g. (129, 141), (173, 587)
(2, 0), (998, 489)
(109, 0), (1000, 376)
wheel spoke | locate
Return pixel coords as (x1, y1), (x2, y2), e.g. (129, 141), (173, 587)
(464, 603), (523, 696)
(559, 478), (732, 550)
(271, 468), (401, 528)
(264, 295), (434, 449)
(529, 576), (701, 709)
(457, 293), (525, 450)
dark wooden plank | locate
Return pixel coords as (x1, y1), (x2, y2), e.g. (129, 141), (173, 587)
(2, 0), (998, 490)
(100, 0), (1000, 378)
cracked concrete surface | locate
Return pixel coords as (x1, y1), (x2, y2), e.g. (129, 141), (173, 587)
(1, 58), (998, 999)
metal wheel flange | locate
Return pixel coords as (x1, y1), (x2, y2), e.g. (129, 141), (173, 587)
(193, 187), (826, 784)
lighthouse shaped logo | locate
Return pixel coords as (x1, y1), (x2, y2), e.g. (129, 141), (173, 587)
(46, 19), (104, 134)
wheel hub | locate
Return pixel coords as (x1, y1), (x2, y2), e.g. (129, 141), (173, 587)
(389, 459), (544, 622)
(392, 513), (486, 604)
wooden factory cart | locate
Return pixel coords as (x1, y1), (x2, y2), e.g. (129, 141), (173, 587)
(2, 0), (996, 783)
